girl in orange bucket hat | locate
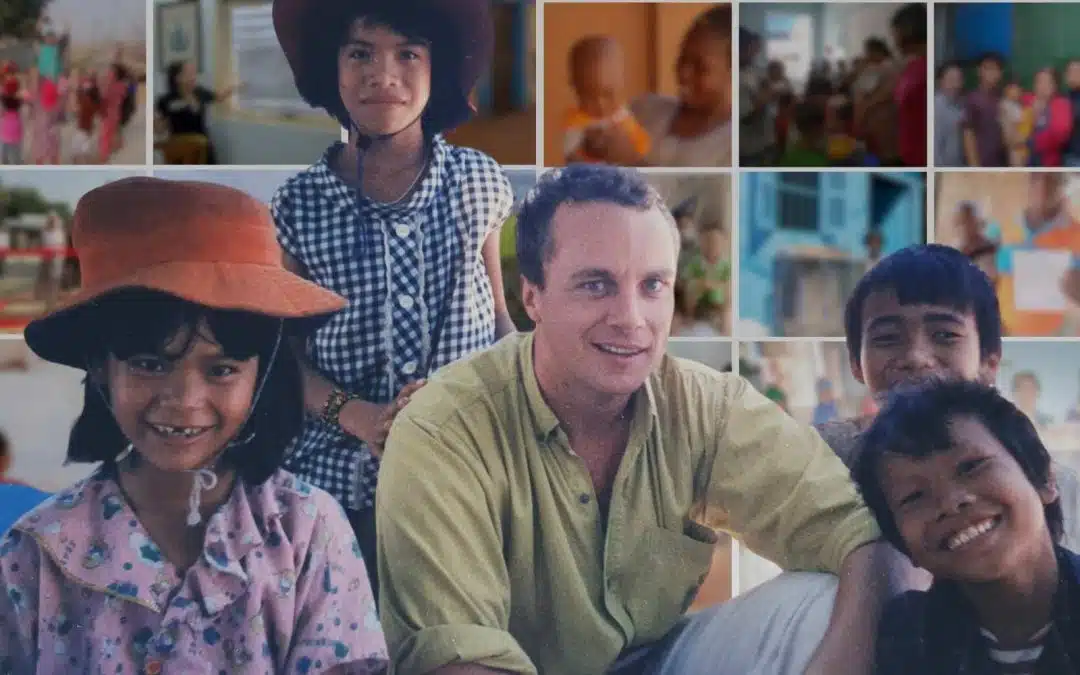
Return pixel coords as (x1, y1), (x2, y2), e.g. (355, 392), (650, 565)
(1, 177), (388, 674)
(270, 0), (517, 591)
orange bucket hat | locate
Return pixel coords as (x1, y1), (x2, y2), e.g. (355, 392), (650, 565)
(24, 177), (347, 369)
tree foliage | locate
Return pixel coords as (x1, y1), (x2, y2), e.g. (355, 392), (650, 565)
(0, 185), (70, 221)
(0, 0), (51, 39)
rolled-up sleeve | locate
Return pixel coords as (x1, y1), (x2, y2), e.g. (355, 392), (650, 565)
(700, 376), (881, 574)
(0, 529), (40, 673)
(376, 412), (536, 675)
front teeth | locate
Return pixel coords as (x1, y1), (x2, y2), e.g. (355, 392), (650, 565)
(947, 518), (996, 550)
(152, 424), (204, 438)
(598, 345), (640, 356)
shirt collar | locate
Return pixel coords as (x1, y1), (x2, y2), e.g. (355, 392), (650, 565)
(925, 546), (1080, 659)
(518, 331), (661, 443)
(14, 467), (291, 617)
(315, 134), (447, 218)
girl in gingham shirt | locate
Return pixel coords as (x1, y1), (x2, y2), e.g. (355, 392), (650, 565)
(270, 0), (517, 594)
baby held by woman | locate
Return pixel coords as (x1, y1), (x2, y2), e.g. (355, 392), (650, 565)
(563, 34), (651, 163)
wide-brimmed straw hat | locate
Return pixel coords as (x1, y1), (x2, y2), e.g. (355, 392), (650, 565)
(24, 177), (346, 369)
(272, 0), (493, 133)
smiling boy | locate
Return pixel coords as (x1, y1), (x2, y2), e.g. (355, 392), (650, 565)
(816, 243), (1080, 550)
(853, 381), (1080, 672)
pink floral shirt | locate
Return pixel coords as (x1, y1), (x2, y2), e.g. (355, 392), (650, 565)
(0, 468), (387, 674)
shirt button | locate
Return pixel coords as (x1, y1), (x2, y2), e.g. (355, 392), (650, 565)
(579, 493), (591, 505)
(144, 660), (163, 675)
(394, 224), (411, 237)
(398, 295), (414, 310)
(402, 361), (418, 375)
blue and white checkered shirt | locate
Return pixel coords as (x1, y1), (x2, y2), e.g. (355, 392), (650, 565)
(272, 135), (513, 511)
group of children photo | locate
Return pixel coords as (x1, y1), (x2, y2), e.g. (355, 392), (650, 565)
(936, 53), (1080, 167)
(0, 0), (1078, 673)
(740, 3), (927, 168)
(0, 20), (140, 165)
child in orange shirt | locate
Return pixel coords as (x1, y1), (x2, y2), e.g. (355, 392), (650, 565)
(563, 35), (651, 163)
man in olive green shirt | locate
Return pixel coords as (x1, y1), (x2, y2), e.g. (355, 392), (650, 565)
(377, 165), (915, 675)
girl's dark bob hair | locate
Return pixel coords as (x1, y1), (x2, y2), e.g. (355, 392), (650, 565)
(295, 2), (476, 135)
(67, 289), (303, 486)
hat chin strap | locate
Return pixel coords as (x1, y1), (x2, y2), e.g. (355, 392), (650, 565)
(106, 321), (284, 528)
(351, 110), (428, 197)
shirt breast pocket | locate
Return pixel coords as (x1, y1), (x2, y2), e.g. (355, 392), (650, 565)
(616, 520), (719, 643)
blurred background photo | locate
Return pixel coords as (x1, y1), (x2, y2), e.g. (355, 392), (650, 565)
(739, 2), (928, 168)
(0, 169), (146, 332)
(935, 172), (1080, 336)
(542, 2), (732, 168)
(738, 170), (927, 337)
(934, 3), (1080, 168)
(0, 0), (147, 165)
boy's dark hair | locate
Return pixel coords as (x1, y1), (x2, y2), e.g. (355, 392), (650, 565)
(296, 3), (464, 132)
(978, 52), (1005, 69)
(67, 290), (304, 486)
(890, 4), (927, 47)
(516, 165), (675, 287)
(853, 380), (1064, 554)
(844, 244), (1002, 363)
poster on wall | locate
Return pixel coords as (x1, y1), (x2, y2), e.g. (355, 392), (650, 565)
(157, 0), (201, 72)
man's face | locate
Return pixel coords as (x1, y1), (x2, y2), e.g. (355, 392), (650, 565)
(522, 201), (678, 399)
(853, 290), (999, 395)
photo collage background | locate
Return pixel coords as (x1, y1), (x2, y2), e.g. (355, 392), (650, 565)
(2, 0), (1079, 606)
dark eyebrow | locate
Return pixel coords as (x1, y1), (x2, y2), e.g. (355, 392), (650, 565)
(569, 268), (614, 283)
(865, 315), (902, 333)
(923, 312), (965, 326)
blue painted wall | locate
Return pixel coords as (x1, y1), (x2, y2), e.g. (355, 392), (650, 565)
(949, 3), (1013, 61)
(739, 172), (926, 331)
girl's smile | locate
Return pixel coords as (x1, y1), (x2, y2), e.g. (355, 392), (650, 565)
(106, 320), (259, 474)
(339, 21), (432, 137)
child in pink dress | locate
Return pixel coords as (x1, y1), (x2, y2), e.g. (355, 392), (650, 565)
(0, 177), (388, 674)
(0, 67), (24, 164)
(98, 65), (127, 162)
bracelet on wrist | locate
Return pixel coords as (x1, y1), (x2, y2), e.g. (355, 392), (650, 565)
(321, 387), (358, 429)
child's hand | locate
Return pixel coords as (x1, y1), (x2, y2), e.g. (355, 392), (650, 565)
(369, 379), (427, 457)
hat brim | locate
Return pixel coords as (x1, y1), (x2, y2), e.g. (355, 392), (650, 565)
(274, 0), (493, 130)
(24, 261), (347, 369)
